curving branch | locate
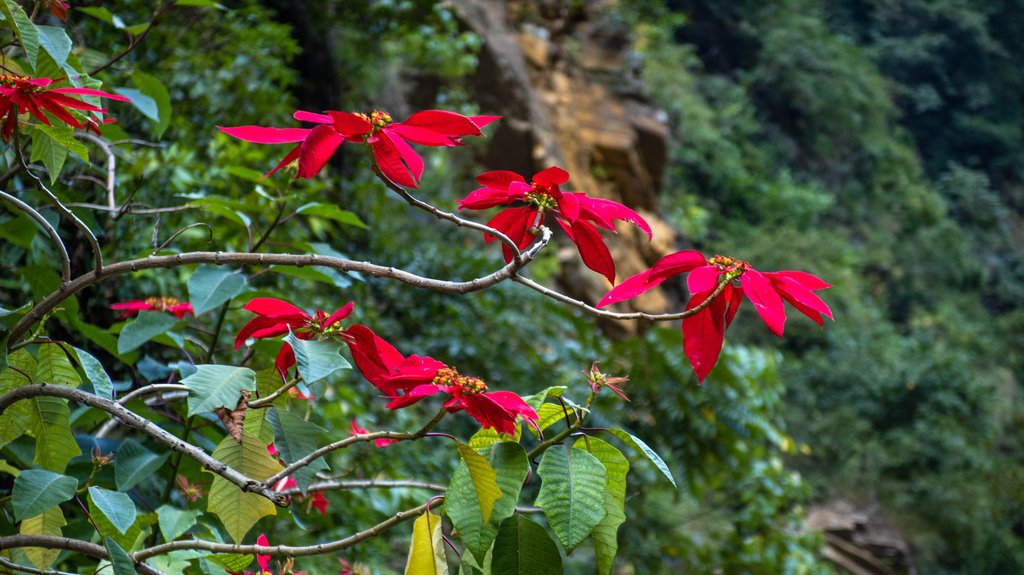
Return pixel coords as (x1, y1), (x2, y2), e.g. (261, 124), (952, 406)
(0, 536), (164, 575)
(0, 384), (288, 506)
(7, 229), (551, 347)
(281, 479), (448, 495)
(74, 132), (116, 210)
(0, 190), (71, 283)
(513, 273), (732, 321)
(0, 556), (81, 575)
(132, 500), (432, 561)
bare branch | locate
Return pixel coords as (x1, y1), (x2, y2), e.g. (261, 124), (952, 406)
(8, 229), (552, 347)
(65, 203), (198, 215)
(0, 536), (164, 575)
(0, 190), (72, 283)
(0, 385), (288, 506)
(280, 479), (448, 495)
(0, 556), (81, 575)
(20, 160), (104, 273)
(74, 132), (116, 209)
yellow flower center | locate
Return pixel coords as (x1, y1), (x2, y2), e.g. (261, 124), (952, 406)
(144, 296), (181, 311)
(432, 367), (488, 394)
(525, 183), (557, 210)
(709, 256), (746, 282)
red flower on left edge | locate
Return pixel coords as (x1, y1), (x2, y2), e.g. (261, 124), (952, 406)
(345, 325), (538, 435)
(111, 297), (193, 319)
(598, 250), (833, 382)
(234, 298), (354, 379)
(457, 166), (653, 283)
(218, 109), (498, 187)
(0, 75), (130, 140)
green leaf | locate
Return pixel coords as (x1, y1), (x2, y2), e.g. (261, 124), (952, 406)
(188, 266), (246, 316)
(19, 507), (65, 570)
(535, 444), (607, 552)
(405, 510), (447, 575)
(457, 443), (501, 524)
(156, 505), (202, 543)
(188, 197), (251, 229)
(70, 345), (113, 399)
(176, 0), (225, 7)
(77, 7), (126, 28)
(117, 311), (180, 354)
(296, 203), (368, 229)
(12, 469), (77, 521)
(207, 430), (283, 542)
(34, 343), (80, 386)
(182, 365), (256, 416)
(206, 554), (253, 572)
(30, 125), (68, 183)
(491, 515), (563, 575)
(604, 428), (676, 488)
(283, 333), (350, 385)
(29, 395), (80, 472)
(90, 506), (157, 552)
(89, 487), (138, 535)
(573, 437), (629, 575)
(528, 403), (570, 438)
(521, 386), (567, 413)
(35, 25), (72, 68)
(446, 443), (529, 561)
(146, 550), (199, 575)
(0, 349), (35, 448)
(1, 0), (39, 70)
(106, 537), (138, 575)
(114, 87), (159, 123)
(468, 425), (521, 449)
(132, 71), (172, 137)
(266, 407), (328, 493)
(116, 439), (171, 491)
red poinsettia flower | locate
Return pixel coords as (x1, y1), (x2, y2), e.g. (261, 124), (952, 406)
(456, 166), (653, 283)
(218, 109), (498, 186)
(234, 298), (354, 378)
(111, 297), (193, 319)
(0, 74), (130, 140)
(272, 476), (329, 516)
(350, 419), (398, 448)
(345, 325), (537, 434)
(46, 1), (69, 20)
(598, 251), (833, 382)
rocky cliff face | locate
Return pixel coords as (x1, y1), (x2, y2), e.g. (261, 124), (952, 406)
(456, 0), (679, 331)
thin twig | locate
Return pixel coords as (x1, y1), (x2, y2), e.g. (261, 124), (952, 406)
(0, 190), (71, 283)
(0, 556), (81, 575)
(65, 203), (197, 215)
(89, 1), (177, 75)
(152, 222), (213, 254)
(278, 479), (448, 495)
(0, 385), (288, 506)
(74, 132), (116, 209)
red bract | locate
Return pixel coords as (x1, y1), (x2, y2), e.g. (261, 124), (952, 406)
(234, 298), (354, 378)
(350, 419), (398, 448)
(218, 109), (498, 186)
(273, 476), (329, 516)
(111, 297), (193, 319)
(457, 166), (652, 283)
(598, 251), (833, 382)
(0, 75), (130, 140)
(47, 1), (69, 20)
(345, 325), (538, 434)
(229, 533), (273, 575)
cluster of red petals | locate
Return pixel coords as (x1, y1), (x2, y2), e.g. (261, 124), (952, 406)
(47, 1), (70, 20)
(345, 325), (537, 434)
(218, 109), (498, 187)
(111, 297), (194, 319)
(457, 166), (652, 283)
(599, 250), (833, 382)
(234, 297), (354, 379)
(272, 476), (329, 516)
(0, 75), (129, 140)
(228, 533), (273, 575)
(350, 419), (398, 448)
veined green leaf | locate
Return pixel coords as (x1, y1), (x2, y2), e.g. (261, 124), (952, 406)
(405, 511), (447, 575)
(106, 537), (138, 575)
(457, 443), (501, 523)
(69, 345), (113, 399)
(35, 25), (72, 69)
(116, 439), (170, 491)
(12, 469), (77, 521)
(283, 333), (350, 385)
(89, 487), (138, 535)
(604, 428), (677, 488)
(188, 266), (246, 316)
(29, 395), (80, 472)
(574, 437), (629, 575)
(1, 0), (39, 70)
(34, 342), (80, 386)
(156, 505), (202, 543)
(117, 311), (180, 354)
(266, 407), (328, 493)
(0, 349), (35, 448)
(535, 444), (607, 552)
(182, 364), (256, 416)
(207, 430), (283, 542)
(491, 514), (562, 575)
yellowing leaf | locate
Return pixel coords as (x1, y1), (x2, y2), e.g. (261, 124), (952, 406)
(457, 444), (501, 523)
(405, 510), (447, 575)
(207, 430), (283, 542)
(20, 507), (66, 570)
